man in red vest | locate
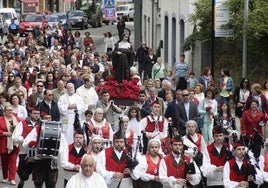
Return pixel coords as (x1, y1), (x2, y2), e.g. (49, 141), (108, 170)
(12, 108), (40, 188)
(96, 125), (139, 188)
(258, 139), (268, 188)
(159, 135), (201, 188)
(223, 140), (263, 187)
(140, 100), (168, 153)
(204, 126), (232, 187)
(22, 119), (66, 188)
(60, 128), (87, 187)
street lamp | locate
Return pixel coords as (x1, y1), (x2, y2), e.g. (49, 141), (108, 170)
(242, 0), (248, 78)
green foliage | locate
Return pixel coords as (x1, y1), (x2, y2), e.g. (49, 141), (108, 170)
(187, 0), (268, 55)
(226, 0), (268, 54)
(188, 0), (212, 40)
(186, 0), (268, 85)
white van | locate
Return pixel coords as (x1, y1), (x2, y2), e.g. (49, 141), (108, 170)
(116, 4), (134, 21)
(0, 8), (19, 26)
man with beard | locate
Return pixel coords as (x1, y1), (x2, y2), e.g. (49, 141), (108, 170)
(159, 135), (201, 188)
(96, 127), (139, 188)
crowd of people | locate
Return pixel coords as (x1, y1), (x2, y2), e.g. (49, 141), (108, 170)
(1, 19), (268, 188)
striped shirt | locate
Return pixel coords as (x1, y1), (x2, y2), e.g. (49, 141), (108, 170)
(174, 61), (188, 78)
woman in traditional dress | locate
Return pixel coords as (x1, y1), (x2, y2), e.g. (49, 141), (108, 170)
(139, 139), (163, 188)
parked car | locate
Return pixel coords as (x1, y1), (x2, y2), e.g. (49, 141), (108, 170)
(19, 13), (48, 37)
(116, 4), (134, 21)
(0, 8), (19, 26)
(55, 13), (67, 25)
(54, 12), (70, 30)
(45, 15), (60, 29)
(37, 10), (52, 15)
(0, 14), (8, 35)
(67, 10), (88, 30)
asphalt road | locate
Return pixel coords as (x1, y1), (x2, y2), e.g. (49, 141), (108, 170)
(0, 21), (134, 188)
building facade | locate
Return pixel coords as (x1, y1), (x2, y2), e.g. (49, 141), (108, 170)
(141, 0), (197, 71)
(0, 0), (72, 14)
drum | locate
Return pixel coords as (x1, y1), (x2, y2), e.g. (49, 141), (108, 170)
(37, 121), (61, 158)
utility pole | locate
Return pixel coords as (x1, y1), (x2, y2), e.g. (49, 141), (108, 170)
(211, 0), (215, 77)
(242, 0), (248, 78)
(134, 0), (142, 50)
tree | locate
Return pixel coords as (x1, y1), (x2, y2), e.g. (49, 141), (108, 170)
(186, 0), (268, 55)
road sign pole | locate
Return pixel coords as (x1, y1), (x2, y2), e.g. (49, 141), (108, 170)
(242, 0), (248, 78)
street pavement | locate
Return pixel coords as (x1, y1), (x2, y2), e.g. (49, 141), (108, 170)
(0, 22), (134, 188)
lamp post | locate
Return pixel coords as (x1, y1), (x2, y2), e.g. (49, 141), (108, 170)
(211, 0), (215, 77)
(242, 0), (248, 78)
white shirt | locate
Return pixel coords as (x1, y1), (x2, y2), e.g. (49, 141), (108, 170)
(182, 133), (210, 160)
(223, 157), (263, 188)
(140, 115), (168, 140)
(96, 147), (136, 187)
(14, 105), (28, 120)
(66, 171), (108, 188)
(184, 102), (190, 120)
(12, 120), (35, 153)
(128, 118), (141, 136)
(258, 154), (268, 182)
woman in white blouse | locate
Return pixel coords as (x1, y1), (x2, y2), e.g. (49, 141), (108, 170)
(9, 93), (27, 120)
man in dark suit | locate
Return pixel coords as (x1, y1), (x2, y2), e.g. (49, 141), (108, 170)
(165, 89), (183, 127)
(39, 89), (60, 121)
(176, 89), (199, 136)
(148, 87), (165, 116)
(136, 90), (151, 118)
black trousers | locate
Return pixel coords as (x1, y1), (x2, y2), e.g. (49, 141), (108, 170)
(33, 159), (58, 188)
(139, 180), (163, 188)
(176, 77), (187, 90)
(17, 154), (34, 181)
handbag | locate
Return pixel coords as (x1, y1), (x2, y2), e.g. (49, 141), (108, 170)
(196, 115), (204, 128)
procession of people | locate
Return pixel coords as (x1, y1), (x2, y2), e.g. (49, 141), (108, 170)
(1, 16), (268, 188)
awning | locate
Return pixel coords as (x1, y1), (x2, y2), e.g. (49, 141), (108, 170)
(21, 0), (38, 3)
(21, 0), (38, 7)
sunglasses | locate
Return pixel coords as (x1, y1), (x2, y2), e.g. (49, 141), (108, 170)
(183, 94), (189, 97)
(37, 85), (44, 87)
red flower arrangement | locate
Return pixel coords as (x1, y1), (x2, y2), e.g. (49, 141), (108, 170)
(103, 79), (140, 100)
